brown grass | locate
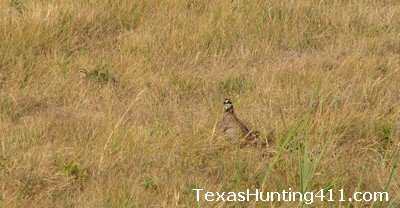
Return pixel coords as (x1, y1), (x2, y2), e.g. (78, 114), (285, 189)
(1, 0), (400, 207)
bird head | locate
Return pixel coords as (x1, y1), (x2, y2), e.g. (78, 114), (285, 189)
(223, 99), (233, 111)
(78, 69), (88, 78)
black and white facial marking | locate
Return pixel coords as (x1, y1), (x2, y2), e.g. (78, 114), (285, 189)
(224, 99), (233, 111)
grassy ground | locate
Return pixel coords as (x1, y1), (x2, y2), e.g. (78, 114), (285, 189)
(1, 0), (400, 207)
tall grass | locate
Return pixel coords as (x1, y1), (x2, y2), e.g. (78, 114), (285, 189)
(1, 0), (400, 207)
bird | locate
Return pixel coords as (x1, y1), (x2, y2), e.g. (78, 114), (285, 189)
(78, 69), (89, 85)
(78, 69), (88, 79)
(222, 99), (268, 147)
(98, 71), (118, 86)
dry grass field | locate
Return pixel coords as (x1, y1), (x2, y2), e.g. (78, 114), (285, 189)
(1, 0), (400, 207)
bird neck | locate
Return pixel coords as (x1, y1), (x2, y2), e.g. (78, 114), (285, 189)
(225, 107), (234, 114)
